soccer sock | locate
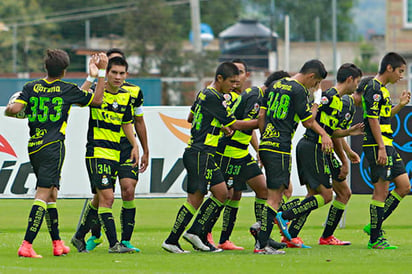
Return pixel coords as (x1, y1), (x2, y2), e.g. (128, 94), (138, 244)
(370, 200), (384, 243)
(187, 196), (224, 236)
(257, 204), (276, 248)
(281, 195), (325, 220)
(98, 207), (118, 248)
(120, 200), (136, 242)
(383, 190), (403, 221)
(75, 201), (98, 239)
(254, 198), (266, 223)
(321, 200), (346, 239)
(288, 212), (310, 238)
(279, 198), (302, 212)
(24, 199), (47, 244)
(165, 202), (196, 244)
(219, 199), (239, 244)
(45, 202), (60, 241)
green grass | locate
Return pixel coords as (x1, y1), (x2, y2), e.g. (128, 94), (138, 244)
(1, 195), (412, 273)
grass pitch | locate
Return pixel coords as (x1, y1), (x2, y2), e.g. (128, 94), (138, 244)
(1, 195), (412, 273)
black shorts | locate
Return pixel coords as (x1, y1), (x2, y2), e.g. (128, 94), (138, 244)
(29, 140), (65, 189)
(296, 138), (332, 190)
(86, 158), (118, 194)
(183, 149), (225, 195)
(363, 145), (406, 183)
(215, 153), (263, 191)
(259, 150), (291, 190)
(117, 160), (139, 180)
(118, 143), (139, 180)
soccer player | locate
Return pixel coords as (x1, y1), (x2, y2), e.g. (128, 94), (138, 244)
(361, 52), (411, 249)
(5, 49), (107, 258)
(211, 62), (290, 251)
(161, 62), (258, 253)
(81, 48), (148, 252)
(255, 59), (333, 254)
(282, 63), (363, 247)
(71, 57), (139, 253)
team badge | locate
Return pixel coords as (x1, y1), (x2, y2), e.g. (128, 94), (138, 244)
(102, 175), (109, 186)
(320, 96), (329, 105)
(112, 100), (119, 110)
(373, 94), (381, 101)
(222, 100), (228, 108)
(254, 103), (260, 112)
(223, 93), (231, 102)
(345, 112), (351, 120)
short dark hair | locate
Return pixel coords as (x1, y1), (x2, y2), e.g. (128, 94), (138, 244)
(106, 48), (126, 59)
(336, 63), (362, 83)
(379, 52), (406, 74)
(231, 58), (248, 72)
(107, 56), (128, 72)
(355, 76), (374, 94)
(264, 70), (290, 87)
(299, 59), (328, 79)
(44, 49), (70, 78)
(215, 62), (239, 81)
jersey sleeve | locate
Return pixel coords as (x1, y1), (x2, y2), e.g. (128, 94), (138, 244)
(65, 84), (94, 106)
(204, 92), (236, 127)
(294, 86), (312, 122)
(260, 87), (270, 110)
(241, 92), (260, 120)
(15, 83), (31, 105)
(122, 100), (133, 124)
(364, 83), (382, 119)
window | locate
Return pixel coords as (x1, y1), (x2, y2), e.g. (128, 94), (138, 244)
(404, 0), (412, 27)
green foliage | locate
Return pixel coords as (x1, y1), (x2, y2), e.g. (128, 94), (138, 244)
(244, 0), (357, 41)
(1, 196), (412, 273)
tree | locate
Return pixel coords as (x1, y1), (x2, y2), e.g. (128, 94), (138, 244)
(246, 0), (356, 41)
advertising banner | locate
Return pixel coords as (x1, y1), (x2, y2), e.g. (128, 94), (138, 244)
(0, 106), (308, 199)
(350, 106), (412, 194)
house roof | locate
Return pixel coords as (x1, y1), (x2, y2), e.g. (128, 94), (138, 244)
(219, 19), (278, 38)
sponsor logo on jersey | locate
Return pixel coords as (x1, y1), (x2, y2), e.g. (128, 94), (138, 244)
(320, 96), (329, 105)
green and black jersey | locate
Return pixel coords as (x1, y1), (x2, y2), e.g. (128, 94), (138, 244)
(118, 82), (144, 161)
(16, 78), (94, 154)
(362, 78), (393, 147)
(86, 88), (133, 162)
(259, 78), (312, 154)
(339, 94), (356, 130)
(304, 87), (343, 143)
(216, 86), (263, 158)
(187, 87), (237, 153)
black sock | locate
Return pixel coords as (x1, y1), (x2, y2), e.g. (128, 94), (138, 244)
(370, 200), (384, 243)
(383, 191), (402, 221)
(219, 200), (239, 244)
(282, 195), (325, 220)
(321, 200), (345, 238)
(45, 203), (60, 241)
(279, 198), (302, 212)
(254, 198), (266, 223)
(24, 200), (47, 244)
(75, 201), (98, 239)
(288, 212), (310, 238)
(99, 207), (118, 248)
(120, 205), (136, 242)
(187, 197), (223, 236)
(165, 202), (195, 244)
(257, 205), (276, 248)
(90, 222), (101, 238)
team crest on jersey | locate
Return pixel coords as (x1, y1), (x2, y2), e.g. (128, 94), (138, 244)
(320, 96), (329, 105)
(223, 93), (231, 102)
(373, 94), (381, 101)
(345, 112), (351, 120)
(102, 175), (109, 186)
(222, 100), (228, 108)
(112, 100), (119, 110)
(254, 103), (260, 112)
